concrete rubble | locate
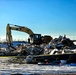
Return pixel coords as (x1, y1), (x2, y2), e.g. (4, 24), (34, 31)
(15, 35), (76, 56)
(0, 35), (76, 56)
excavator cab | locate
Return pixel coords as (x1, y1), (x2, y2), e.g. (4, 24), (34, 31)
(30, 34), (52, 44)
(30, 34), (42, 45)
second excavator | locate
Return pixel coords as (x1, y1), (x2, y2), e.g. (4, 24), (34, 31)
(6, 23), (52, 47)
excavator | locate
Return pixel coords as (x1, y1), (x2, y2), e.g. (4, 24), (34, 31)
(6, 23), (52, 47)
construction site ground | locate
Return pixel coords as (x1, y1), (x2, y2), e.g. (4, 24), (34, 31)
(0, 57), (76, 75)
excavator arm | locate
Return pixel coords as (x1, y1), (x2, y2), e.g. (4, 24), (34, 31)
(6, 23), (42, 46)
(6, 24), (34, 45)
(6, 24), (12, 46)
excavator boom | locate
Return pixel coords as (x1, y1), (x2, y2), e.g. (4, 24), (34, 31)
(6, 24), (42, 46)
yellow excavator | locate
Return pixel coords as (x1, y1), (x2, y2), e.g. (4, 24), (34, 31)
(6, 23), (52, 47)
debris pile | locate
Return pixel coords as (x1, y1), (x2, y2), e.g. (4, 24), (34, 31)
(49, 35), (75, 49)
(10, 35), (76, 56)
(43, 35), (76, 55)
(0, 35), (76, 56)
